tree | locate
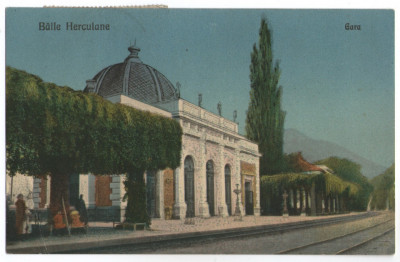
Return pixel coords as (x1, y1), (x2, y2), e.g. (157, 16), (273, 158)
(315, 157), (373, 211)
(370, 164), (395, 210)
(245, 18), (286, 175)
(6, 67), (182, 224)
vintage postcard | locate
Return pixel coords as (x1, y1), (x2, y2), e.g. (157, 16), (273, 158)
(3, 6), (395, 257)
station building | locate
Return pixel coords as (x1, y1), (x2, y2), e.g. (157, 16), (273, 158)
(30, 45), (261, 221)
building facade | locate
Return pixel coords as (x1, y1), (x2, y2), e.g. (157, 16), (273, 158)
(31, 45), (261, 221)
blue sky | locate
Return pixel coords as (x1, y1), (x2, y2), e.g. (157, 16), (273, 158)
(5, 8), (394, 168)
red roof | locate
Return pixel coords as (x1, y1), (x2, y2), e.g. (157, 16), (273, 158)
(289, 152), (324, 173)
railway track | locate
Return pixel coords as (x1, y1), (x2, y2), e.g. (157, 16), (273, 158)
(277, 218), (394, 254)
(337, 227), (395, 254)
(69, 211), (383, 254)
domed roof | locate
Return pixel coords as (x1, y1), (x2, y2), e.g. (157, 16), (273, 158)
(85, 45), (178, 104)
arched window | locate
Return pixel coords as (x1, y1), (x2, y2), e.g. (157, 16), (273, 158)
(225, 165), (232, 215)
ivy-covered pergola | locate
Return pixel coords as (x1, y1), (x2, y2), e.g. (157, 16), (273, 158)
(260, 172), (359, 216)
(6, 67), (182, 225)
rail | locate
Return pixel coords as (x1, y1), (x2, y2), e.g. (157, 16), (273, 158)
(277, 217), (394, 254)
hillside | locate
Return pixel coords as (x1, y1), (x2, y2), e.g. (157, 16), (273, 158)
(283, 129), (386, 179)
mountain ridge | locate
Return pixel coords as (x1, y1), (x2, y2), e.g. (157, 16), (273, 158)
(283, 128), (386, 179)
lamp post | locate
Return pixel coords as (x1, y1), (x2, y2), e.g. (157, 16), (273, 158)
(233, 184), (242, 221)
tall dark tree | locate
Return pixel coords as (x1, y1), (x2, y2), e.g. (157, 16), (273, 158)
(246, 18), (286, 175)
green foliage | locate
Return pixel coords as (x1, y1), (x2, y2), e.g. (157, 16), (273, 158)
(6, 66), (183, 223)
(260, 171), (359, 215)
(261, 173), (318, 192)
(6, 66), (182, 175)
(323, 172), (359, 196)
(261, 172), (358, 197)
(315, 157), (373, 211)
(245, 18), (286, 175)
(370, 164), (395, 210)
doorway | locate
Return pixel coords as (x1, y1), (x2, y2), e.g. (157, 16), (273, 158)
(225, 165), (232, 215)
(245, 181), (254, 215)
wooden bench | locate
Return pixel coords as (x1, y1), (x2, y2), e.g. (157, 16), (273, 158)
(113, 222), (147, 231)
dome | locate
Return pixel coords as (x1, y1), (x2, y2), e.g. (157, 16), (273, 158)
(85, 45), (178, 104)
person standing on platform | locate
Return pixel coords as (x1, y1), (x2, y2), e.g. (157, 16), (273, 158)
(76, 194), (88, 225)
(15, 194), (26, 236)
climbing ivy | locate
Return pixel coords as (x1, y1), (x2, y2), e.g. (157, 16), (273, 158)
(6, 66), (182, 222)
(260, 171), (359, 215)
(315, 157), (373, 211)
(261, 172), (358, 196)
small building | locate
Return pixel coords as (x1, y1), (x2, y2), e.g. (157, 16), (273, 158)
(31, 45), (261, 221)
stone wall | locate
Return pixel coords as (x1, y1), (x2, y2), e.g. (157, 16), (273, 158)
(6, 173), (34, 209)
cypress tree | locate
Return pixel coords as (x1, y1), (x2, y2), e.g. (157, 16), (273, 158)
(246, 18), (286, 175)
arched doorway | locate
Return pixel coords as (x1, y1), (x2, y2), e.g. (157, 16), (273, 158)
(184, 156), (195, 218)
(225, 165), (232, 215)
(206, 160), (215, 216)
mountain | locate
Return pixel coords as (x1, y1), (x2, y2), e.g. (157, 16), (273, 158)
(283, 129), (386, 179)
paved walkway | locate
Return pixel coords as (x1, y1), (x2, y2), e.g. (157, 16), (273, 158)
(6, 212), (372, 253)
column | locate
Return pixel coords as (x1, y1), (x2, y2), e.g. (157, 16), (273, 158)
(32, 177), (41, 209)
(79, 174), (89, 206)
(336, 195), (340, 213)
(155, 170), (165, 219)
(46, 178), (51, 208)
(79, 173), (95, 222)
(310, 183), (316, 216)
(198, 138), (210, 218)
(217, 144), (228, 217)
(332, 196), (336, 213)
(282, 190), (289, 216)
(300, 188), (306, 216)
(173, 166), (187, 219)
(87, 174), (96, 208)
(110, 175), (121, 207)
(120, 175), (127, 222)
(234, 149), (244, 214)
(289, 189), (293, 213)
(109, 175), (121, 222)
(340, 196), (345, 212)
(325, 195), (330, 213)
